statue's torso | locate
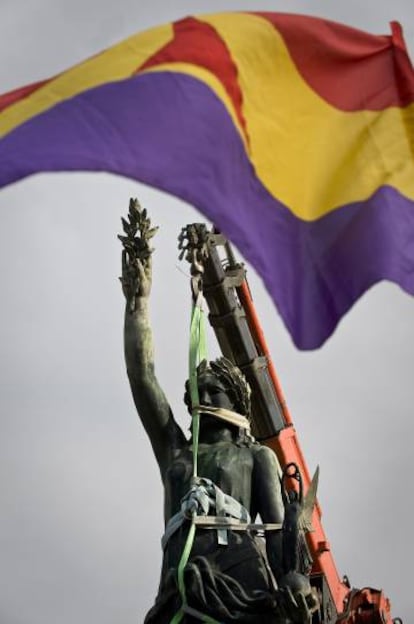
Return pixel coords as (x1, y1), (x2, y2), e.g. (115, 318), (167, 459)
(164, 440), (256, 523)
(149, 439), (276, 623)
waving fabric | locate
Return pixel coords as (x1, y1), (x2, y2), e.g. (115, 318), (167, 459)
(1, 12), (414, 348)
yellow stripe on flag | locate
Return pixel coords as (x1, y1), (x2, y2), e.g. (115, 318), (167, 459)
(0, 23), (172, 139)
(202, 13), (414, 219)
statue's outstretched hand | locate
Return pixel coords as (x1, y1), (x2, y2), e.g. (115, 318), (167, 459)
(118, 198), (158, 312)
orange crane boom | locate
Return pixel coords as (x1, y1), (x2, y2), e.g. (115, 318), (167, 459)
(179, 224), (397, 623)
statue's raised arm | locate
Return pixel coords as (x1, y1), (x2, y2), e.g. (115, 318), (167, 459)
(119, 199), (186, 477)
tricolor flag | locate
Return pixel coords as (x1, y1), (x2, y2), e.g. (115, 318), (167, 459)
(1, 12), (414, 349)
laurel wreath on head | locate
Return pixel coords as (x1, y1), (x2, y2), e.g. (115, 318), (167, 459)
(184, 357), (251, 419)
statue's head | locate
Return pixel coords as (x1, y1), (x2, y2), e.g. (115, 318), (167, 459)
(184, 357), (251, 418)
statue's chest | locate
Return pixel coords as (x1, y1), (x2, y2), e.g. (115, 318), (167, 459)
(197, 444), (253, 491)
(166, 444), (254, 507)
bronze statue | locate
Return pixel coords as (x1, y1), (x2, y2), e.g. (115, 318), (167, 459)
(119, 199), (318, 623)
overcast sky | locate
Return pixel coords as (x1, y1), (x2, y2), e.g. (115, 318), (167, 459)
(0, 1), (413, 623)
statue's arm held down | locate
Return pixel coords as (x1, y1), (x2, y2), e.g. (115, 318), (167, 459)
(253, 445), (285, 584)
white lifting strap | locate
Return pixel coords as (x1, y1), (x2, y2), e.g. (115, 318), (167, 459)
(162, 477), (282, 550)
(194, 405), (251, 432)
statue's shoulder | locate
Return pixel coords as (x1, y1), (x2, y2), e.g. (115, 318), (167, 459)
(251, 444), (280, 468)
(251, 443), (272, 456)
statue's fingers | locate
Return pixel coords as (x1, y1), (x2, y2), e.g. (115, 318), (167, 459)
(119, 276), (131, 301)
(145, 253), (153, 278)
(135, 257), (146, 281)
(296, 592), (311, 618)
(131, 282), (140, 300)
(284, 586), (298, 609)
(307, 590), (320, 614)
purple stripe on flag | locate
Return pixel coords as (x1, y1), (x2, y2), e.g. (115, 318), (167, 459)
(258, 186), (414, 348)
(0, 72), (413, 348)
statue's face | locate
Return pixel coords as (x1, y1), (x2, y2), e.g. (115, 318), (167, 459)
(197, 372), (235, 411)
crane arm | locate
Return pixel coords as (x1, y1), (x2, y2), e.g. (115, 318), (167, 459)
(179, 224), (397, 624)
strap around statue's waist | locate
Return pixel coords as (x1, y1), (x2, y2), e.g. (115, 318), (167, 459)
(161, 476), (282, 550)
(193, 515), (283, 532)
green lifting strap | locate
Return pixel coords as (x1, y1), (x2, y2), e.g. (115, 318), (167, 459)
(170, 292), (221, 624)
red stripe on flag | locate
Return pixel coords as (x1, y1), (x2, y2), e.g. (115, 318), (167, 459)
(137, 16), (249, 144)
(255, 12), (414, 111)
(0, 78), (54, 113)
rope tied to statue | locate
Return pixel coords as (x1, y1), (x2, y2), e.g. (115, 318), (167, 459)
(162, 477), (283, 551)
(170, 290), (211, 624)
